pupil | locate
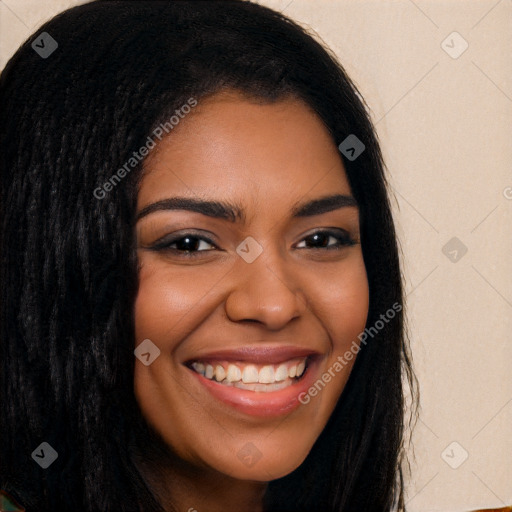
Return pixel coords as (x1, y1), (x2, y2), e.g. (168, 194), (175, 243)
(309, 233), (327, 247)
(177, 237), (198, 251)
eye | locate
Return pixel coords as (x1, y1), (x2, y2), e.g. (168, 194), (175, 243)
(295, 229), (357, 250)
(147, 232), (217, 256)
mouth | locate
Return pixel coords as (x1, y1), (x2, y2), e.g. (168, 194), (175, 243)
(184, 346), (321, 417)
(189, 357), (308, 392)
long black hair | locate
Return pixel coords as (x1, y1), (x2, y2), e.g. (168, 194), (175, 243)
(0, 1), (417, 510)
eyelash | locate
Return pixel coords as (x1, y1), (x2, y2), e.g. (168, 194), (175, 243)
(148, 229), (357, 258)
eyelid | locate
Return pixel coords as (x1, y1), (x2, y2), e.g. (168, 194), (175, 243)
(294, 227), (357, 247)
(144, 230), (218, 252)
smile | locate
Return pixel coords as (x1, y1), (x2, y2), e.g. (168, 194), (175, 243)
(184, 346), (321, 417)
(190, 357), (307, 392)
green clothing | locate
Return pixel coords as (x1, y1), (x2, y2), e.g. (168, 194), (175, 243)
(0, 490), (24, 511)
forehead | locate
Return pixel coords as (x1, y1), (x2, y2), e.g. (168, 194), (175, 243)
(138, 91), (352, 208)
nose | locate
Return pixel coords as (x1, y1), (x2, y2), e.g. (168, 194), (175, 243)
(224, 253), (307, 331)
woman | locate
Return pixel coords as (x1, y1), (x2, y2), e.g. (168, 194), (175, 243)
(0, 1), (416, 510)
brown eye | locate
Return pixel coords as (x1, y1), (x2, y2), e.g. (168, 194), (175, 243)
(148, 232), (217, 255)
(171, 236), (214, 252)
(296, 229), (356, 250)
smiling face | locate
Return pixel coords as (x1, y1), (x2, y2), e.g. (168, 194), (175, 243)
(134, 91), (369, 483)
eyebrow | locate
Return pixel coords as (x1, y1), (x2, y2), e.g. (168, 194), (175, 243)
(136, 194), (358, 223)
(291, 194), (358, 217)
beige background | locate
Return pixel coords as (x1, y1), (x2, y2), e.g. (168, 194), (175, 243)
(1, 0), (511, 510)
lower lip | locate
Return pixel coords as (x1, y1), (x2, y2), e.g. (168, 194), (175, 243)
(187, 358), (319, 417)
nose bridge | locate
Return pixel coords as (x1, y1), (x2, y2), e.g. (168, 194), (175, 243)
(225, 244), (307, 330)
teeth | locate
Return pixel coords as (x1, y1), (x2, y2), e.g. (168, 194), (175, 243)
(190, 357), (309, 388)
(226, 364), (242, 383)
(258, 365), (274, 383)
(234, 380), (291, 392)
(242, 365), (259, 383)
(275, 364), (288, 382)
(215, 364), (225, 382)
(192, 362), (205, 375)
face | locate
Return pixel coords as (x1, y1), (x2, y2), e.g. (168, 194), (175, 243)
(134, 91), (369, 482)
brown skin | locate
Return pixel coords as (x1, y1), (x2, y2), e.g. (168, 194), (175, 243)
(133, 91), (369, 512)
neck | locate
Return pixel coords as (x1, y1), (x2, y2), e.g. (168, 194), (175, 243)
(135, 449), (268, 512)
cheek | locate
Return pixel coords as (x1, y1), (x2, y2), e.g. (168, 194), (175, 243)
(135, 252), (369, 360)
(134, 256), (218, 343)
(309, 255), (369, 348)
(300, 256), (369, 414)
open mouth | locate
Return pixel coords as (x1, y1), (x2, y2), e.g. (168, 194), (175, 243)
(188, 357), (308, 393)
(183, 347), (321, 417)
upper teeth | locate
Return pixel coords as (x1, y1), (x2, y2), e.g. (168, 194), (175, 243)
(191, 358), (307, 384)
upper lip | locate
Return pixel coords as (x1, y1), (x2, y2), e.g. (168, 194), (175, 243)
(184, 345), (322, 365)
